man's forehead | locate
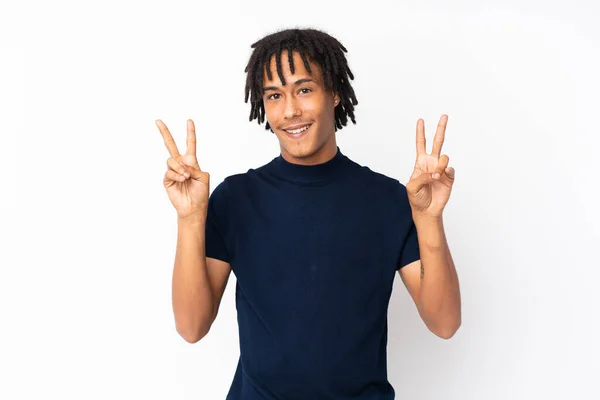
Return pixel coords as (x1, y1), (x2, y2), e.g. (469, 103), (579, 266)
(263, 50), (321, 85)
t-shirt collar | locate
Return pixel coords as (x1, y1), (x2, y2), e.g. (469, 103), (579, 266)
(270, 146), (349, 185)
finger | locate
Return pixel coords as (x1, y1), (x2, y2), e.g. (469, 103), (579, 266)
(186, 119), (196, 157)
(445, 167), (455, 180)
(164, 169), (187, 184)
(416, 118), (426, 157)
(431, 114), (448, 158)
(432, 155), (450, 179)
(167, 157), (191, 178)
(156, 119), (181, 159)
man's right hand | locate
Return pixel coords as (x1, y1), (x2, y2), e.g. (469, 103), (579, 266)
(156, 119), (210, 219)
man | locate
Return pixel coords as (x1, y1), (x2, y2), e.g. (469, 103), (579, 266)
(157, 28), (461, 400)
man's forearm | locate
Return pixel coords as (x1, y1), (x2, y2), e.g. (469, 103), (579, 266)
(172, 211), (214, 343)
(413, 213), (461, 338)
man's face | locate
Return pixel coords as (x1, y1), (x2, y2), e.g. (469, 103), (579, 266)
(262, 50), (340, 165)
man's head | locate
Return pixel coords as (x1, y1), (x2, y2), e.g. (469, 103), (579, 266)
(244, 28), (358, 164)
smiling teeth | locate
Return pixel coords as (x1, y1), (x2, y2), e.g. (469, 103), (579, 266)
(286, 125), (310, 134)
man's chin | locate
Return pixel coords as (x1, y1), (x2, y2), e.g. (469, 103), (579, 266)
(282, 138), (311, 152)
(284, 148), (312, 160)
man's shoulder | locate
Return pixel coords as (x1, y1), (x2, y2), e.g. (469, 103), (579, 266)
(354, 162), (406, 193)
(211, 158), (274, 192)
(220, 161), (272, 184)
(360, 165), (399, 183)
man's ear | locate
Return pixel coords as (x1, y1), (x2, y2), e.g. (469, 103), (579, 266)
(333, 92), (340, 106)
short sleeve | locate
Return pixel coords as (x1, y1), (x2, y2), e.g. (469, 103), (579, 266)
(205, 179), (232, 263)
(398, 219), (420, 269)
(395, 183), (421, 270)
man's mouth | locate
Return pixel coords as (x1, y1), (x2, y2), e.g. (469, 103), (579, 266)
(284, 124), (312, 136)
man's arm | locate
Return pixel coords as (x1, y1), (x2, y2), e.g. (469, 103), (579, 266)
(398, 214), (461, 339)
(172, 213), (231, 343)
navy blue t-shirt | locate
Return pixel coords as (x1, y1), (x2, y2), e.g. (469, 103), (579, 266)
(205, 146), (420, 400)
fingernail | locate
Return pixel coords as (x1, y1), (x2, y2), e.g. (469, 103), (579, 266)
(183, 172), (190, 178)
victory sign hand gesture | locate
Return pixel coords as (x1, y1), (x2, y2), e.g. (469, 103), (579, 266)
(406, 114), (456, 219)
(157, 119), (210, 219)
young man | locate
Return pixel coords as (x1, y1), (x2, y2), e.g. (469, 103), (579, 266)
(158, 28), (461, 400)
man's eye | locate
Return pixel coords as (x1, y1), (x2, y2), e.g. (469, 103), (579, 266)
(299, 88), (312, 94)
(267, 93), (280, 100)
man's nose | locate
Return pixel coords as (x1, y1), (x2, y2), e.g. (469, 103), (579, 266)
(283, 97), (302, 119)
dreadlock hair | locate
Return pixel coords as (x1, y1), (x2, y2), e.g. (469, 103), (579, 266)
(244, 28), (359, 132)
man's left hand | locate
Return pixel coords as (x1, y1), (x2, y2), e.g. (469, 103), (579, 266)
(406, 114), (456, 219)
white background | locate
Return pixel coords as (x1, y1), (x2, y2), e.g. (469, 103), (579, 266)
(1, 0), (599, 399)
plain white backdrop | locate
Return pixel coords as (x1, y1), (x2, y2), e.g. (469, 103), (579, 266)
(2, 0), (599, 399)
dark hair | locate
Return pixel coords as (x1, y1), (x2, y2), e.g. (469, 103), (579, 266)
(244, 28), (359, 132)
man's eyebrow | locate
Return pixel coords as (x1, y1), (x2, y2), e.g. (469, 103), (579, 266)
(263, 78), (316, 92)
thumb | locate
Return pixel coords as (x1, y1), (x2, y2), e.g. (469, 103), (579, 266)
(176, 159), (205, 179)
(407, 172), (435, 194)
(187, 168), (209, 181)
